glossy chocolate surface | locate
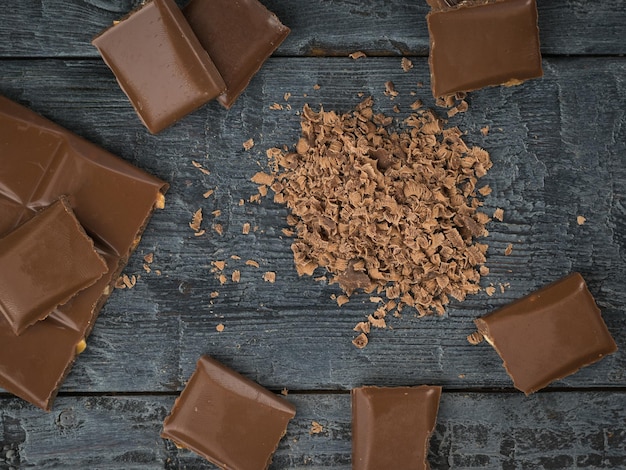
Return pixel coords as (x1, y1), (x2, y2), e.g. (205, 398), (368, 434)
(0, 198), (107, 335)
(162, 356), (296, 470)
(475, 272), (618, 394)
(0, 95), (167, 410)
(352, 385), (442, 470)
(427, 0), (542, 97)
(184, 0), (290, 109)
(92, 0), (225, 134)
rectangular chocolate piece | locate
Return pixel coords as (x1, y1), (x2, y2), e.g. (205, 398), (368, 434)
(0, 95), (167, 410)
(0, 198), (108, 335)
(162, 356), (296, 470)
(92, 0), (226, 134)
(475, 272), (618, 394)
(352, 385), (442, 470)
(184, 0), (290, 109)
(427, 0), (543, 97)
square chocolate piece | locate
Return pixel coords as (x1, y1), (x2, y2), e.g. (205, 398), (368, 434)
(475, 272), (618, 394)
(92, 0), (226, 134)
(162, 356), (296, 469)
(427, 0), (543, 97)
(184, 0), (290, 109)
(352, 385), (442, 470)
(0, 198), (108, 336)
(0, 95), (167, 410)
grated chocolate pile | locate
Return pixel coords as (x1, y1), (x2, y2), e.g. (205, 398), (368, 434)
(264, 97), (492, 342)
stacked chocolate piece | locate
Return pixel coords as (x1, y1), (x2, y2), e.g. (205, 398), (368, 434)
(0, 96), (167, 411)
(92, 0), (290, 134)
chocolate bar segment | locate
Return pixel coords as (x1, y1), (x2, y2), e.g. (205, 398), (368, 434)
(162, 356), (296, 469)
(352, 385), (442, 470)
(475, 273), (618, 394)
(427, 0), (542, 97)
(92, 0), (226, 134)
(0, 95), (167, 410)
(0, 198), (107, 335)
(184, 0), (290, 109)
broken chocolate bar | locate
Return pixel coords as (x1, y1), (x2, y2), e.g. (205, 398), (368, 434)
(352, 385), (442, 470)
(0, 95), (167, 410)
(162, 356), (296, 469)
(0, 198), (107, 336)
(92, 0), (226, 134)
(184, 0), (290, 109)
(427, 0), (543, 97)
(474, 272), (617, 394)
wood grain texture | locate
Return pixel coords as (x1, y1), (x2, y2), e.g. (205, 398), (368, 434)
(0, 0), (624, 58)
(1, 1), (626, 466)
(0, 57), (624, 395)
(1, 392), (625, 469)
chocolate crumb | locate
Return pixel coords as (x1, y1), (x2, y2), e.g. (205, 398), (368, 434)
(353, 321), (371, 334)
(310, 421), (323, 434)
(352, 333), (369, 349)
(349, 51), (367, 60)
(467, 331), (484, 345)
(189, 209), (203, 232)
(384, 81), (399, 97)
(243, 138), (255, 150)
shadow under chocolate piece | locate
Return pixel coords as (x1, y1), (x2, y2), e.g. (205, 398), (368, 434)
(184, 0), (290, 109)
(92, 0), (225, 134)
(352, 385), (442, 470)
(427, 0), (542, 97)
(0, 95), (167, 410)
(162, 356), (296, 470)
(0, 198), (107, 336)
(475, 273), (617, 395)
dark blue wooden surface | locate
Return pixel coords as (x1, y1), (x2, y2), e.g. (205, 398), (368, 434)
(1, 1), (625, 468)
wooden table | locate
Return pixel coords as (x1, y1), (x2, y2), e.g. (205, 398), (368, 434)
(1, 1), (625, 468)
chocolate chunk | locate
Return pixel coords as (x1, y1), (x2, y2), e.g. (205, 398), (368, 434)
(475, 273), (618, 394)
(92, 0), (226, 134)
(184, 0), (290, 109)
(427, 0), (543, 97)
(352, 385), (442, 470)
(0, 198), (107, 336)
(162, 356), (296, 469)
(0, 95), (167, 410)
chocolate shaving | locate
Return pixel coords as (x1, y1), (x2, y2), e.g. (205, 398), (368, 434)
(263, 97), (491, 322)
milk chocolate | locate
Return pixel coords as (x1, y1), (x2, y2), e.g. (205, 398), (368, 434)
(92, 0), (226, 134)
(162, 356), (296, 469)
(0, 95), (167, 410)
(184, 0), (290, 109)
(352, 385), (442, 470)
(475, 273), (618, 394)
(427, 0), (542, 97)
(0, 198), (108, 335)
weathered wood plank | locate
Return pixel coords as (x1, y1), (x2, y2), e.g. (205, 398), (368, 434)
(0, 57), (624, 395)
(0, 0), (624, 58)
(1, 392), (625, 468)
